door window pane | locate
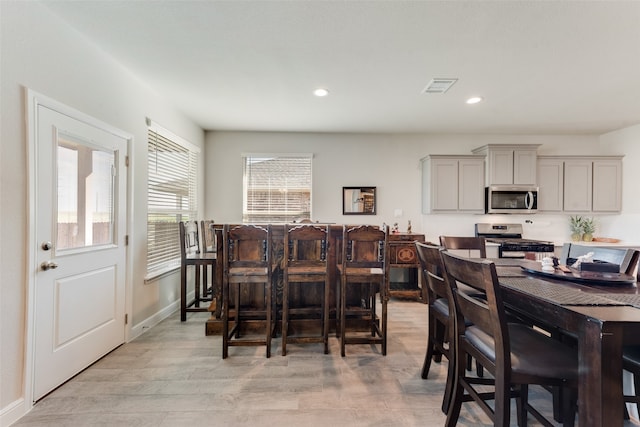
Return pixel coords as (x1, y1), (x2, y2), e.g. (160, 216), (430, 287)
(57, 132), (115, 250)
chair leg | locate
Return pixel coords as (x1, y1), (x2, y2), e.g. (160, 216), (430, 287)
(445, 353), (465, 427)
(222, 278), (229, 359)
(282, 279), (288, 356)
(340, 278), (346, 357)
(441, 346), (455, 414)
(180, 264), (187, 321)
(516, 384), (528, 427)
(323, 278), (330, 354)
(265, 281), (272, 358)
(194, 264), (201, 308)
(381, 290), (387, 356)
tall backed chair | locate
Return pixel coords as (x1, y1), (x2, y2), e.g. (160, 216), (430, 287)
(222, 224), (274, 358)
(440, 250), (578, 427)
(281, 223), (331, 355)
(560, 243), (639, 275)
(337, 224), (389, 356)
(439, 235), (487, 258)
(179, 221), (216, 321)
(415, 242), (455, 413)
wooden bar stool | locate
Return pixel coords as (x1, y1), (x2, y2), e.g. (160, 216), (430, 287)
(337, 224), (389, 356)
(179, 221), (216, 321)
(222, 224), (274, 358)
(281, 223), (331, 356)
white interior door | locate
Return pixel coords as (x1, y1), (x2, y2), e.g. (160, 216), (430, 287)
(33, 103), (128, 401)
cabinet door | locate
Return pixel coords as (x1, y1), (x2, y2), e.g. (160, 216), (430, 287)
(593, 160), (622, 212)
(537, 158), (564, 211)
(458, 158), (485, 212)
(563, 160), (592, 212)
(488, 149), (514, 185)
(429, 158), (459, 212)
(514, 149), (537, 185)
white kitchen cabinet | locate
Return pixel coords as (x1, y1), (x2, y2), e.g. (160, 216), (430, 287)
(472, 144), (540, 185)
(536, 155), (623, 213)
(563, 159), (593, 212)
(537, 157), (564, 212)
(592, 159), (622, 212)
(422, 155), (485, 213)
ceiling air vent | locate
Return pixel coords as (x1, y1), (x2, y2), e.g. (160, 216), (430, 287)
(422, 78), (458, 94)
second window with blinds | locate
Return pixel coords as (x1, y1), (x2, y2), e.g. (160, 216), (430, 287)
(242, 154), (312, 223)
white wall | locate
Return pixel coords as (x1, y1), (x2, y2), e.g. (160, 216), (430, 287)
(0, 2), (204, 422)
(205, 131), (636, 245)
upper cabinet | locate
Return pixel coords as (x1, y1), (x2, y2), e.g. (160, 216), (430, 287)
(537, 156), (623, 213)
(472, 144), (540, 185)
(421, 155), (485, 214)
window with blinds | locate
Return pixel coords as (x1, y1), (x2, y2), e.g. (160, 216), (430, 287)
(243, 154), (312, 223)
(146, 121), (199, 278)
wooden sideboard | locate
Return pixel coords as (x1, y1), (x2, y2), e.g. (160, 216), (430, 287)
(388, 233), (426, 302)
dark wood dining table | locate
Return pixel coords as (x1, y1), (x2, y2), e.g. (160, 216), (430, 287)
(493, 258), (640, 426)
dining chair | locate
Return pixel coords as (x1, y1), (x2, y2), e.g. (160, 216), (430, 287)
(440, 235), (486, 377)
(621, 346), (640, 417)
(560, 243), (639, 275)
(179, 221), (217, 321)
(281, 223), (331, 355)
(337, 224), (389, 356)
(222, 224), (274, 358)
(415, 242), (455, 413)
(440, 250), (578, 427)
(439, 235), (487, 258)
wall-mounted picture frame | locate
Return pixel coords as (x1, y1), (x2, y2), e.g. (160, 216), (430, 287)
(343, 186), (376, 215)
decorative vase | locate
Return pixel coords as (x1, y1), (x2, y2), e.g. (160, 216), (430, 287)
(571, 233), (582, 242)
(582, 233), (593, 242)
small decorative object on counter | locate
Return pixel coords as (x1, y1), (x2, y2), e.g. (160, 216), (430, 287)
(407, 220), (412, 233)
(581, 217), (595, 242)
(391, 223), (399, 234)
(541, 257), (555, 271)
(569, 215), (584, 242)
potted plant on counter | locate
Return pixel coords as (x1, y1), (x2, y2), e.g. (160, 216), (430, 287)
(582, 217), (596, 242)
(569, 215), (583, 241)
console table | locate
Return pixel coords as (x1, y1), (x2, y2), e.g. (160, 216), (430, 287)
(388, 233), (426, 302)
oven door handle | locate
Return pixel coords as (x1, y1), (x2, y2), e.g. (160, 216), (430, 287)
(525, 191), (533, 210)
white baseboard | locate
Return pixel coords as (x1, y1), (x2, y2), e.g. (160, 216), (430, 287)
(1, 397), (26, 427)
(129, 300), (180, 341)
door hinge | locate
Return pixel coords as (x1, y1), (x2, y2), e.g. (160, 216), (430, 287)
(125, 313), (128, 325)
(125, 235), (129, 246)
(125, 155), (129, 167)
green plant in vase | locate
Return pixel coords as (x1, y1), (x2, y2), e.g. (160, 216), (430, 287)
(569, 215), (583, 241)
(582, 217), (596, 242)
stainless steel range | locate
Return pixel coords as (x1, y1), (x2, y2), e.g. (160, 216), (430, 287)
(475, 223), (555, 259)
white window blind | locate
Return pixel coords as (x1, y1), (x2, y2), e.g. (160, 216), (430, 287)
(243, 154), (312, 223)
(146, 121), (199, 278)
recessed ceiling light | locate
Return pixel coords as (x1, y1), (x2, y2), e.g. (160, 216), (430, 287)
(313, 88), (329, 97)
(466, 96), (483, 104)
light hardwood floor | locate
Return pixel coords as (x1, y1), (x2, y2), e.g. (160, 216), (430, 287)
(13, 299), (640, 426)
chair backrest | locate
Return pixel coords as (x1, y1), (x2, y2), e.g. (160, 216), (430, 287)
(223, 224), (272, 270)
(560, 243), (640, 275)
(284, 223), (329, 269)
(415, 242), (448, 305)
(200, 220), (216, 253)
(440, 250), (510, 368)
(179, 220), (200, 260)
(439, 236), (487, 258)
(342, 224), (389, 270)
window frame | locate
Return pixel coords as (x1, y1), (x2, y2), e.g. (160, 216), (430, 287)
(145, 120), (200, 281)
(242, 153), (313, 223)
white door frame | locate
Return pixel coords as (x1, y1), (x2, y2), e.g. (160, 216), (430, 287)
(23, 88), (133, 408)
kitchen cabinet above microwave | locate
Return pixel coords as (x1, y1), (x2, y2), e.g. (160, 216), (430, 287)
(537, 155), (623, 213)
(421, 155), (485, 214)
(472, 144), (541, 186)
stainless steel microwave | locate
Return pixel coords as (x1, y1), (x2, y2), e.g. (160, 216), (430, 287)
(485, 185), (538, 214)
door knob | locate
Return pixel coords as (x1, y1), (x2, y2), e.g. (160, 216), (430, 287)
(41, 261), (58, 271)
(41, 241), (53, 251)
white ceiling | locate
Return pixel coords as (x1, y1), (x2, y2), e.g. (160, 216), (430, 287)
(41, 0), (640, 135)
